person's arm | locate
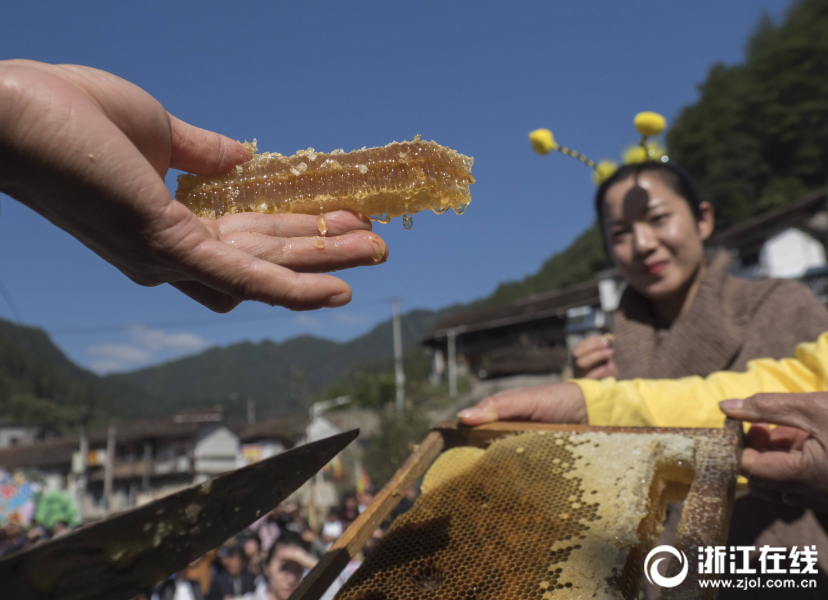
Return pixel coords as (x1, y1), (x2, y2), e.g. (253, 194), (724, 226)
(0, 60), (387, 312)
(459, 332), (828, 428)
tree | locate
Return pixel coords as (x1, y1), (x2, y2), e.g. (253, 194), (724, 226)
(668, 0), (828, 229)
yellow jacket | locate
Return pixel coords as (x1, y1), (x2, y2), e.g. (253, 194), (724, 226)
(575, 332), (828, 428)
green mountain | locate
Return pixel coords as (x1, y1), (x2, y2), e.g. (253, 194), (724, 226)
(102, 309), (451, 420)
(0, 309), (453, 426)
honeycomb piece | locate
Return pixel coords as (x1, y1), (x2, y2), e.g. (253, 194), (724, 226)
(175, 137), (475, 228)
(421, 447), (485, 494)
(334, 431), (697, 600)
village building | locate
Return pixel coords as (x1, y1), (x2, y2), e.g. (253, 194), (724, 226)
(0, 410), (242, 521)
(423, 190), (828, 385)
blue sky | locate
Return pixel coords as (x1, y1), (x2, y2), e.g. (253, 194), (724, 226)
(0, 0), (792, 374)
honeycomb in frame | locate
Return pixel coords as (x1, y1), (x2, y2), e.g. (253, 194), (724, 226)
(334, 431), (698, 600)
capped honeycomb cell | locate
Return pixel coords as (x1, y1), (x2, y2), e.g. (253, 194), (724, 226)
(175, 137), (475, 228)
(334, 431), (698, 600)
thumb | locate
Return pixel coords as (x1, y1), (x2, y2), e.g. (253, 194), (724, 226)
(168, 114), (252, 176)
(458, 390), (546, 426)
(719, 393), (828, 436)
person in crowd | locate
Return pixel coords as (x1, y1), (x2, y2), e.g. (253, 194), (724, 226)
(321, 508), (344, 548)
(299, 524), (328, 560)
(241, 535), (263, 578)
(152, 566), (204, 600)
(0, 59), (388, 314)
(186, 550), (218, 598)
(207, 545), (257, 600)
(337, 495), (360, 528)
(0, 522), (27, 557)
(571, 160), (828, 381)
(252, 531), (319, 600)
(249, 508), (283, 555)
(51, 520), (70, 537)
(357, 490), (375, 514)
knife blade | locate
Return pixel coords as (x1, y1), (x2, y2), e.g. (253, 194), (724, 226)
(0, 429), (359, 600)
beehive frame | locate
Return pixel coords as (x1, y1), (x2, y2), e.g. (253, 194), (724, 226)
(289, 420), (742, 600)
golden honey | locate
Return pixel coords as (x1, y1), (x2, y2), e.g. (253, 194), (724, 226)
(175, 137), (475, 229)
(336, 432), (699, 600)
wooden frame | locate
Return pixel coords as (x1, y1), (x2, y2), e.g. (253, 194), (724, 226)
(289, 419), (743, 600)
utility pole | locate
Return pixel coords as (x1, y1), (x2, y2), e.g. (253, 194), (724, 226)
(447, 326), (466, 397)
(103, 426), (116, 515)
(141, 442), (152, 491)
(391, 298), (406, 415)
(247, 397), (256, 424)
(75, 409), (91, 516)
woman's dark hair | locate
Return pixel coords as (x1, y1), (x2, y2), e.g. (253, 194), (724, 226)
(594, 160), (704, 235)
(265, 530), (308, 566)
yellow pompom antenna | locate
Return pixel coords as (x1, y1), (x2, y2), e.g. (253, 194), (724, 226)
(530, 111), (668, 186)
(593, 161), (618, 185)
(529, 129), (558, 155)
(634, 112), (666, 137)
(529, 128), (598, 169)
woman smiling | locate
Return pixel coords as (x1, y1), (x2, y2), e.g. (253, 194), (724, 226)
(572, 160), (828, 381)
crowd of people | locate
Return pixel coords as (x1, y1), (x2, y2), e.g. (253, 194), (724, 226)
(0, 519), (71, 558)
(141, 489), (411, 600)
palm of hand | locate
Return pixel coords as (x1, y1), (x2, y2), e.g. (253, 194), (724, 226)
(0, 60), (386, 312)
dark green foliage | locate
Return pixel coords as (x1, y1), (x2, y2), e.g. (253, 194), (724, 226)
(0, 319), (108, 433)
(668, 0), (828, 229)
(474, 222), (611, 308)
(363, 409), (431, 488)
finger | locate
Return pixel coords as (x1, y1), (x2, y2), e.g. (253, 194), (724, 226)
(458, 383), (585, 425)
(170, 281), (243, 313)
(719, 393), (828, 435)
(220, 230), (388, 272)
(766, 426), (810, 452)
(577, 348), (612, 374)
(740, 447), (809, 488)
(212, 211), (372, 238)
(168, 113), (252, 175)
(585, 365), (612, 379)
(178, 237), (355, 311)
(572, 335), (611, 358)
(744, 423), (773, 451)
(154, 202), (358, 311)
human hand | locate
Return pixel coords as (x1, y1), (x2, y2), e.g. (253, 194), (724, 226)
(457, 382), (588, 426)
(572, 335), (618, 379)
(275, 544), (318, 570)
(719, 393), (828, 513)
(0, 59), (387, 312)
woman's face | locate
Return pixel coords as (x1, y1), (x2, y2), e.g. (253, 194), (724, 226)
(602, 173), (713, 300)
(267, 545), (305, 600)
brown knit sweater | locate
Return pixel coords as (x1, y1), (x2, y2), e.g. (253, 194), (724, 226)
(611, 250), (828, 379)
(609, 251), (828, 596)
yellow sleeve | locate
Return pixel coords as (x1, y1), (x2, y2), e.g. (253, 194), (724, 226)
(575, 332), (828, 428)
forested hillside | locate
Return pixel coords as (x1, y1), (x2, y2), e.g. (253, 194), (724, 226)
(0, 319), (150, 433)
(668, 0), (828, 229)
